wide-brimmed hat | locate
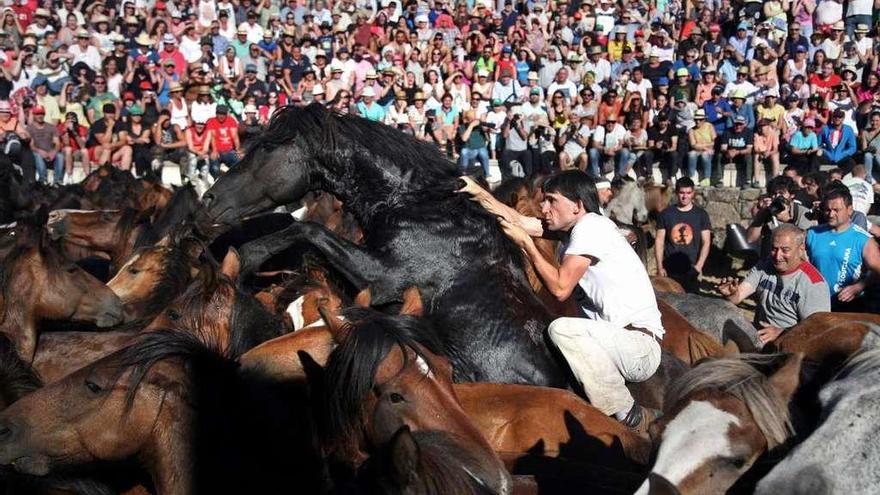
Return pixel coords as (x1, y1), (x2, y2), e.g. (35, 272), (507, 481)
(197, 86), (212, 95)
(855, 24), (870, 34)
(832, 20), (845, 31)
(365, 69), (377, 79)
(169, 82), (184, 93)
(694, 109), (706, 119)
(34, 8), (50, 18)
(361, 86), (376, 97)
(134, 33), (153, 46)
(413, 92), (426, 101)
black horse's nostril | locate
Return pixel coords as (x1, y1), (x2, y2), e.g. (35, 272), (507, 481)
(202, 193), (215, 207)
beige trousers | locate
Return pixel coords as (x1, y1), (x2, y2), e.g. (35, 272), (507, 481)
(548, 317), (662, 416)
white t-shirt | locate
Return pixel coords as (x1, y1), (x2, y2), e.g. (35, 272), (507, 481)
(562, 213), (664, 334)
(592, 123), (627, 150)
(843, 176), (874, 215)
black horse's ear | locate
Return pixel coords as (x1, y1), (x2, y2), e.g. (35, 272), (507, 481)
(354, 287), (371, 307)
(388, 425), (419, 488)
(399, 287), (423, 317)
(220, 248), (241, 281)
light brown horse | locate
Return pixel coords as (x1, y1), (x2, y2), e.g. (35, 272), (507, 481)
(0, 222), (124, 362)
(637, 353), (803, 495)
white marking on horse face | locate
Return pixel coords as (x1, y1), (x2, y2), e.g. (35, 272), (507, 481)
(107, 253), (141, 287)
(636, 400), (741, 493)
(287, 295), (306, 331)
(415, 354), (433, 378)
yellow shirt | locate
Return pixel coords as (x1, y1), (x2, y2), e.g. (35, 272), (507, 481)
(756, 103), (785, 126)
(36, 94), (62, 125)
(607, 40), (632, 62)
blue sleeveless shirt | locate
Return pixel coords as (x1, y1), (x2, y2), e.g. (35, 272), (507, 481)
(806, 223), (870, 296)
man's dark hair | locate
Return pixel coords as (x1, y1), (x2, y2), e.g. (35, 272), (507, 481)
(541, 170), (601, 215)
(675, 177), (695, 191)
(823, 181), (853, 207)
(102, 103), (116, 114)
(782, 164), (801, 178)
(768, 175), (797, 196)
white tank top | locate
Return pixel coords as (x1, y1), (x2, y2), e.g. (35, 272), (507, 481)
(169, 98), (189, 130)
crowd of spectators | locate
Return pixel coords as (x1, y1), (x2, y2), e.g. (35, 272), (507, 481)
(2, 0), (880, 190)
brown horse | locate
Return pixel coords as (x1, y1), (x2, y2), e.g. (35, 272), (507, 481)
(34, 249), (284, 383)
(637, 353), (803, 495)
(770, 311), (880, 365)
(301, 191), (364, 244)
(107, 233), (202, 322)
(46, 208), (155, 271)
(0, 221), (124, 362)
(242, 289), (651, 472)
(252, 265), (346, 332)
(0, 330), (327, 494)
(312, 295), (511, 495)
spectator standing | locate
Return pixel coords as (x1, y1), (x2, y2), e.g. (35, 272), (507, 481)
(655, 177), (712, 293)
(806, 187), (880, 311)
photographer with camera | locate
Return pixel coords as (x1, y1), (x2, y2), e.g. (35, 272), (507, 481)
(500, 107), (532, 180)
(743, 176), (816, 256)
(456, 110), (490, 176)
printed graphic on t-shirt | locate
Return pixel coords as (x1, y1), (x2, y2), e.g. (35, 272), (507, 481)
(670, 223), (694, 246)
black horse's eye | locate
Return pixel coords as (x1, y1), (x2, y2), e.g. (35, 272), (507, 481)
(167, 309), (181, 321)
(389, 393), (405, 404)
(85, 380), (103, 394)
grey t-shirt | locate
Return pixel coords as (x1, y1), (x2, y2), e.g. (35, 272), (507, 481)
(743, 259), (831, 329)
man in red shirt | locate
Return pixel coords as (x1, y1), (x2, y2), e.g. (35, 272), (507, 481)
(206, 105), (241, 178)
(809, 61), (841, 101)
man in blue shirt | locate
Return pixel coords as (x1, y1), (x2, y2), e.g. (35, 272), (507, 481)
(818, 109), (857, 174)
(703, 86), (732, 134)
(806, 186), (880, 311)
(788, 118), (820, 173)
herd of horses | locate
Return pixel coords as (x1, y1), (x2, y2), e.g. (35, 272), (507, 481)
(0, 103), (878, 494)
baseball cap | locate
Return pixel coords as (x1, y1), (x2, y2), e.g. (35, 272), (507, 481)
(123, 91), (136, 101)
(32, 105), (45, 115)
(128, 105), (144, 116)
(245, 63), (257, 73)
(658, 77), (669, 86)
(163, 33), (176, 44)
(734, 115), (746, 124)
(492, 98), (504, 106)
(675, 67), (688, 77)
(530, 87), (541, 95)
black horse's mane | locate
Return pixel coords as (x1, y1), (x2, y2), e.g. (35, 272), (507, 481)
(363, 429), (495, 495)
(150, 184), (201, 241)
(113, 207), (157, 252)
(260, 104), (458, 186)
(320, 307), (444, 448)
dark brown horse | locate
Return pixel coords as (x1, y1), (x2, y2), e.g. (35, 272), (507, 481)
(46, 207), (156, 271)
(0, 219), (123, 362)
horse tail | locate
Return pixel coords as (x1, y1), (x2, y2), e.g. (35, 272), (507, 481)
(687, 329), (725, 364)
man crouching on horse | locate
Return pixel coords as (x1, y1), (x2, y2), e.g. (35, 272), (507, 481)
(458, 170), (663, 433)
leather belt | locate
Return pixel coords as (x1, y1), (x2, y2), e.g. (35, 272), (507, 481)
(626, 324), (663, 345)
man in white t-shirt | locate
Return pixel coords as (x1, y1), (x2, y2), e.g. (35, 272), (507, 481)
(844, 164), (874, 214)
(458, 171), (664, 434)
(589, 114), (629, 177)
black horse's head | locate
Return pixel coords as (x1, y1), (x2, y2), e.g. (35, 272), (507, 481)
(199, 103), (458, 234)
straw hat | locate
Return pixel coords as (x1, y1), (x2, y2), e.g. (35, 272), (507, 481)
(169, 82), (184, 93)
(134, 33), (153, 46)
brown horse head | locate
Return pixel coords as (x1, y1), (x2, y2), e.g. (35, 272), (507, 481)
(637, 353), (803, 495)
(46, 208), (155, 268)
(146, 249), (284, 358)
(107, 233), (202, 322)
(0, 224), (124, 360)
(317, 297), (510, 494)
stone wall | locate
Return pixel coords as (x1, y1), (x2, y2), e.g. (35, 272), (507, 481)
(692, 187), (762, 248)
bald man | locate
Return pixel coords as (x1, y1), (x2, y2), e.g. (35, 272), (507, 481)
(718, 224), (830, 345)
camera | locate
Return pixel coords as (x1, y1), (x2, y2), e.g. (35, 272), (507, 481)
(804, 205), (826, 222)
(767, 196), (789, 216)
(481, 122), (496, 129)
(21, 97), (33, 109)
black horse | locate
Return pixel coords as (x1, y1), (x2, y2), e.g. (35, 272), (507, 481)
(198, 103), (565, 387)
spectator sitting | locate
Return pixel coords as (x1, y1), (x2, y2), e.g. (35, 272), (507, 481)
(27, 105), (63, 185)
(589, 113), (628, 178)
(718, 224), (830, 346)
(818, 108), (857, 173)
(720, 115), (755, 189)
(687, 109), (716, 186)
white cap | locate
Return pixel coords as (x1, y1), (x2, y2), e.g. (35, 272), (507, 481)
(312, 84), (324, 95)
(361, 86), (375, 97)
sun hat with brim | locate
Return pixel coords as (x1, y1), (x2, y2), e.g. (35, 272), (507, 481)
(855, 24), (870, 34)
(126, 16), (140, 25)
(163, 33), (176, 44)
(527, 71), (538, 81)
(695, 109), (706, 119)
(198, 86), (211, 95)
(135, 33), (153, 45)
(737, 65), (750, 74)
(169, 82), (184, 93)
(731, 89), (747, 99)
(128, 105), (144, 116)
(76, 28), (90, 38)
(832, 20), (845, 31)
(237, 26), (248, 34)
(34, 8), (50, 17)
(361, 86), (376, 97)
(365, 70), (377, 79)
(163, 59), (176, 67)
(606, 114), (618, 122)
(94, 15), (110, 25)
